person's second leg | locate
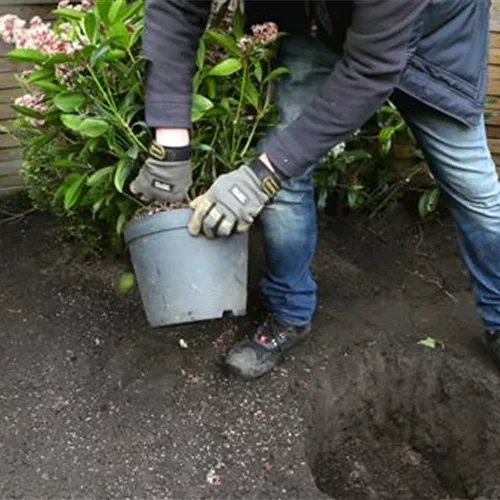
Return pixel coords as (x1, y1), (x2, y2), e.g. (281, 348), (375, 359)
(225, 35), (339, 379)
(394, 92), (500, 366)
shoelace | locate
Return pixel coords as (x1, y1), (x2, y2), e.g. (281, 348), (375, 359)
(254, 318), (285, 352)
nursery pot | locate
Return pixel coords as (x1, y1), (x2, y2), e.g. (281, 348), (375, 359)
(124, 208), (248, 327)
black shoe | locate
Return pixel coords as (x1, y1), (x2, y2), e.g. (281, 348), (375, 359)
(486, 330), (500, 368)
(225, 316), (311, 380)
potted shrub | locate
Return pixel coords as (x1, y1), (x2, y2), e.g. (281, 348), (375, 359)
(1, 0), (287, 326)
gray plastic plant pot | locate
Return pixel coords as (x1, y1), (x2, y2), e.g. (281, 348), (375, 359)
(124, 208), (248, 327)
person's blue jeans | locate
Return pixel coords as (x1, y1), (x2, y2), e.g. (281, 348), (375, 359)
(258, 34), (500, 332)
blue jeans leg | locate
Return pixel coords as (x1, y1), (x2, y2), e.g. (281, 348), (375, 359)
(258, 35), (338, 326)
(395, 93), (500, 330)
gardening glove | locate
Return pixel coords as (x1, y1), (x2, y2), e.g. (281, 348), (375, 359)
(129, 140), (192, 203)
(188, 158), (283, 238)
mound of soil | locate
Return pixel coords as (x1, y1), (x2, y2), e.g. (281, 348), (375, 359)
(307, 346), (500, 500)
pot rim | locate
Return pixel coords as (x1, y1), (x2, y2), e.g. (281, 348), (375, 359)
(124, 207), (192, 245)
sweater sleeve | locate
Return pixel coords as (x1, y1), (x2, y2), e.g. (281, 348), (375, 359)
(265, 0), (429, 179)
(143, 0), (211, 128)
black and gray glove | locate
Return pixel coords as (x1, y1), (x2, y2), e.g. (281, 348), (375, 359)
(129, 141), (192, 203)
(188, 158), (284, 238)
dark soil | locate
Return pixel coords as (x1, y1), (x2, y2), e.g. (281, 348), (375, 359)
(1, 194), (500, 499)
(132, 200), (191, 220)
(308, 346), (500, 500)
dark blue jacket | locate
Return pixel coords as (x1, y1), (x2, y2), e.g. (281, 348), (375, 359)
(143, 0), (491, 178)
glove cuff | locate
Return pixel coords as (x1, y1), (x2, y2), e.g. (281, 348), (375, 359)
(149, 140), (191, 162)
(248, 158), (283, 198)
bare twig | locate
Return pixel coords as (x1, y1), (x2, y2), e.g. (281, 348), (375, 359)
(414, 225), (431, 258)
(406, 268), (457, 302)
(0, 208), (35, 225)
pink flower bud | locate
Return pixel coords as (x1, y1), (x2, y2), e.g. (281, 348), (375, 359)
(29, 16), (43, 27)
(251, 22), (279, 45)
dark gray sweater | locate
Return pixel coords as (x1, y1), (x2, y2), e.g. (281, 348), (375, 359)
(143, 0), (430, 178)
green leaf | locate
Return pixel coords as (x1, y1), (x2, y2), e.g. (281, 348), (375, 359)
(191, 94), (214, 122)
(108, 0), (127, 24)
(33, 79), (63, 93)
(55, 172), (81, 200)
(379, 126), (395, 144)
(54, 7), (85, 21)
(81, 44), (97, 58)
(263, 66), (289, 84)
(44, 53), (70, 65)
(254, 61), (263, 82)
(344, 149), (372, 163)
(87, 166), (114, 187)
(84, 12), (98, 44)
(427, 188), (440, 212)
(90, 45), (110, 66)
(124, 0), (143, 22)
(206, 78), (216, 100)
(204, 29), (240, 56)
(52, 159), (82, 168)
(113, 158), (131, 193)
(316, 187), (328, 212)
(116, 212), (128, 235)
(378, 125), (396, 156)
(196, 39), (205, 70)
(207, 58), (243, 77)
(54, 92), (86, 113)
(64, 174), (88, 210)
(243, 80), (260, 110)
(197, 143), (214, 153)
(26, 67), (54, 83)
(11, 104), (45, 120)
(347, 190), (357, 209)
(28, 132), (57, 148)
(418, 336), (444, 350)
(7, 48), (48, 64)
(88, 137), (100, 152)
(104, 49), (126, 61)
(90, 45), (125, 65)
(80, 118), (109, 138)
(96, 0), (112, 24)
(117, 270), (135, 294)
(104, 192), (115, 207)
(61, 114), (83, 131)
(232, 8), (245, 39)
(418, 188), (440, 219)
(126, 145), (139, 160)
(220, 97), (232, 112)
(92, 198), (105, 217)
(109, 23), (130, 48)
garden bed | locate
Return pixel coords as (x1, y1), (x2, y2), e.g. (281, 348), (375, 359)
(1, 195), (500, 499)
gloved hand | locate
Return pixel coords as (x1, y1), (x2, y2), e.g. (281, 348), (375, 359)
(129, 140), (192, 203)
(188, 158), (283, 238)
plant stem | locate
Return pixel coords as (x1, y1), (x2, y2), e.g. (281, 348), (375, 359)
(238, 76), (275, 160)
(240, 115), (261, 159)
(88, 65), (115, 110)
(122, 190), (147, 208)
(231, 60), (248, 163)
(87, 79), (147, 154)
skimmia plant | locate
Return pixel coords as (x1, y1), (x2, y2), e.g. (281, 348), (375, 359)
(1, 1), (287, 252)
